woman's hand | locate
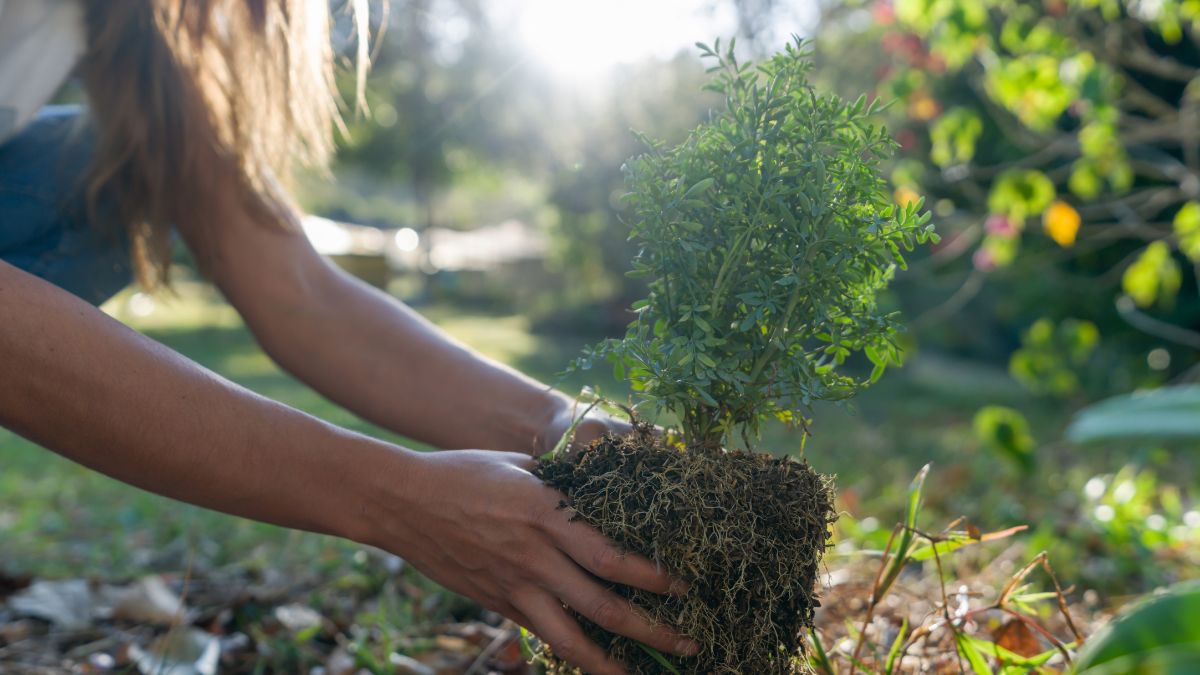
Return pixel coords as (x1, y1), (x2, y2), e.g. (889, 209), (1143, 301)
(360, 449), (697, 675)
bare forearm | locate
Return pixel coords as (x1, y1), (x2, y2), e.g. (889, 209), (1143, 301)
(237, 261), (569, 453)
(0, 261), (400, 541)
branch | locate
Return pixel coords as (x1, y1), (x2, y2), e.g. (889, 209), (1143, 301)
(1120, 41), (1200, 82)
(1115, 295), (1200, 350)
(910, 269), (986, 330)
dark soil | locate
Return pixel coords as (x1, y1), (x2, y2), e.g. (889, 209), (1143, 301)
(534, 424), (836, 674)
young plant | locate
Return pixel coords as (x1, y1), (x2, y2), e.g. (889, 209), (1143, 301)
(538, 38), (935, 674)
(581, 37), (936, 451)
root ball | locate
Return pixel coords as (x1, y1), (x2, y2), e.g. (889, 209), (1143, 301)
(534, 426), (836, 674)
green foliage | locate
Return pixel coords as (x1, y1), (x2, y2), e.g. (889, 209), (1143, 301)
(835, 464), (1072, 674)
(581, 38), (935, 449)
(1075, 465), (1199, 560)
(973, 405), (1035, 472)
(986, 169), (1056, 223)
(986, 55), (1078, 131)
(1074, 581), (1200, 674)
(894, 0), (989, 68)
(1122, 242), (1183, 309)
(1067, 385), (1200, 444)
(929, 107), (982, 167)
(1009, 318), (1099, 397)
(813, 0), (1200, 391)
(1173, 202), (1200, 262)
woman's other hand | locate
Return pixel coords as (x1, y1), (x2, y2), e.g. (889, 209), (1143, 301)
(356, 448), (697, 675)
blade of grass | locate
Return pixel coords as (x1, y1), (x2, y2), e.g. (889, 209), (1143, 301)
(955, 632), (994, 675)
(874, 463), (930, 603)
(809, 628), (835, 675)
(908, 525), (1027, 562)
(636, 643), (681, 674)
(541, 398), (602, 461)
(517, 627), (539, 663)
(884, 618), (908, 675)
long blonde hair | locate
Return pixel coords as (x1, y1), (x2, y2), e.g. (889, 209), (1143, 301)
(79, 0), (366, 287)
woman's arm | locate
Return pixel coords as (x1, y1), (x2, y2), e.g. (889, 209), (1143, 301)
(0, 258), (372, 535)
(0, 260), (694, 675)
(185, 197), (597, 455)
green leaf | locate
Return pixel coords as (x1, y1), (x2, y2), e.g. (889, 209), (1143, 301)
(518, 627), (539, 662)
(1075, 581), (1200, 673)
(961, 634), (1057, 668)
(683, 177), (716, 198)
(1067, 385), (1200, 444)
(955, 632), (994, 675)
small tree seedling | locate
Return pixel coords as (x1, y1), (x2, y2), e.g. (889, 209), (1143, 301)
(537, 37), (935, 675)
(581, 37), (935, 451)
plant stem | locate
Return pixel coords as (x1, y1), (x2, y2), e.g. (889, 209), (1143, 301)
(748, 281), (804, 383)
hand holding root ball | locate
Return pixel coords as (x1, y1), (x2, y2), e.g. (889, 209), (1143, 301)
(372, 449), (698, 675)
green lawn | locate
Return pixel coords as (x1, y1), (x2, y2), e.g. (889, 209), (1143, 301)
(2, 283), (1191, 594)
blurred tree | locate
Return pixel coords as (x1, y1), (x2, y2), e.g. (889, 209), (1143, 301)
(322, 1), (852, 324)
(813, 0), (1200, 395)
(327, 0), (729, 325)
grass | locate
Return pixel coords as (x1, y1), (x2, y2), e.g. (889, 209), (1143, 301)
(1, 282), (1193, 597)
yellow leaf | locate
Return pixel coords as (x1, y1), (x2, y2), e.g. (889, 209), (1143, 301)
(894, 186), (920, 207)
(908, 94), (941, 122)
(1043, 200), (1080, 247)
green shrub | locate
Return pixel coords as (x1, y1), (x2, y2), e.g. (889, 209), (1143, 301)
(579, 38), (936, 451)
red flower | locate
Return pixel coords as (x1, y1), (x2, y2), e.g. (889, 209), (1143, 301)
(873, 0), (896, 25)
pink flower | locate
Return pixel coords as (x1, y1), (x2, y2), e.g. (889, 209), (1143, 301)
(973, 247), (996, 272)
(985, 214), (1016, 238)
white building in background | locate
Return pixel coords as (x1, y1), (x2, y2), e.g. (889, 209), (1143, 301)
(300, 215), (548, 286)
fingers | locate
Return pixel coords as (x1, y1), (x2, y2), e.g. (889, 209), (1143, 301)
(572, 415), (628, 448)
(500, 451), (538, 471)
(545, 514), (683, 596)
(516, 592), (628, 675)
(544, 551), (699, 658)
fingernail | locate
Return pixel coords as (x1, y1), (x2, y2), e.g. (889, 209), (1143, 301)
(668, 579), (690, 596)
(677, 638), (701, 656)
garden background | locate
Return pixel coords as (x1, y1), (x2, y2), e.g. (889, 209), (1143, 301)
(1, 0), (1198, 672)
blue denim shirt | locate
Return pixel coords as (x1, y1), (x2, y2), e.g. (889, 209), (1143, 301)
(0, 105), (133, 305)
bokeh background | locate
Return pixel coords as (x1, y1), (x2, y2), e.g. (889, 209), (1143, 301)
(3, 0), (1199, 672)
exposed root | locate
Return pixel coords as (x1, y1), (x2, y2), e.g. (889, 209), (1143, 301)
(534, 426), (837, 674)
